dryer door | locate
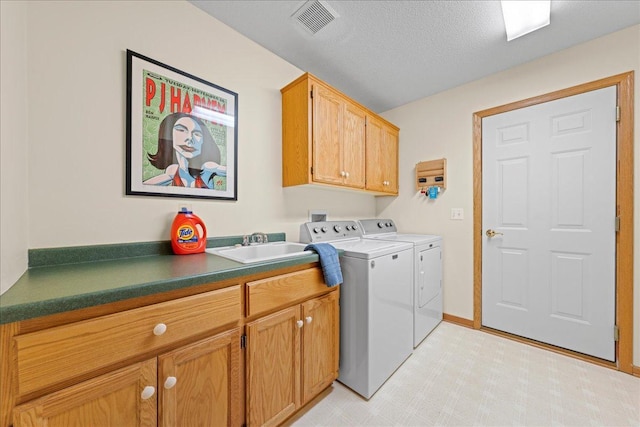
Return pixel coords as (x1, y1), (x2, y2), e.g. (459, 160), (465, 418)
(418, 246), (441, 307)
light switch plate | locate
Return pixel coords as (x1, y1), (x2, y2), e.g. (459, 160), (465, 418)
(451, 208), (464, 220)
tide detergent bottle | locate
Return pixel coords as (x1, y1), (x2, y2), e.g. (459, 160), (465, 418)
(171, 207), (207, 255)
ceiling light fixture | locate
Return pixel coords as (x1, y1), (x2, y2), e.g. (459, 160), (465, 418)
(501, 0), (551, 41)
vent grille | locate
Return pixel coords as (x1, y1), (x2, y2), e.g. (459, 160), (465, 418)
(292, 1), (339, 35)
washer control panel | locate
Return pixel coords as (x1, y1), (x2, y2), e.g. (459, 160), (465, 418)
(300, 221), (362, 243)
(359, 219), (397, 235)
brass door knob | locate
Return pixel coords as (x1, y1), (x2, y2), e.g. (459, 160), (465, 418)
(486, 229), (504, 238)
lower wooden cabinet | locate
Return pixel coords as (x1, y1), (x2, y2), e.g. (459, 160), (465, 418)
(159, 328), (241, 427)
(5, 267), (337, 427)
(246, 291), (339, 427)
(301, 292), (339, 404)
(13, 329), (242, 427)
(13, 359), (158, 427)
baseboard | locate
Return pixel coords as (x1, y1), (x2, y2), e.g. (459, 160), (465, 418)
(633, 365), (640, 377)
(442, 313), (474, 328)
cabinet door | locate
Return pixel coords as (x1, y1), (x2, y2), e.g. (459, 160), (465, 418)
(382, 125), (399, 194)
(342, 103), (366, 188)
(158, 328), (241, 427)
(13, 359), (157, 427)
(366, 116), (399, 194)
(301, 291), (339, 405)
(246, 306), (301, 427)
(312, 84), (343, 185)
(365, 116), (386, 192)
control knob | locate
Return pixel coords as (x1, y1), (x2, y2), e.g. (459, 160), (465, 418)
(378, 222), (385, 228)
(313, 227), (320, 234)
(321, 226), (328, 233)
(334, 225), (342, 232)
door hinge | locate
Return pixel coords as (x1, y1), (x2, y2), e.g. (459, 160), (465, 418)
(310, 89), (313, 99)
(240, 334), (247, 349)
(613, 325), (619, 342)
(615, 216), (620, 232)
(616, 106), (620, 122)
(310, 166), (314, 175)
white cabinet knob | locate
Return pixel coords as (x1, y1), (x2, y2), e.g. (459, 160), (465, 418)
(340, 171), (346, 177)
(141, 386), (155, 400)
(345, 172), (350, 178)
(305, 316), (313, 324)
(296, 320), (304, 328)
(164, 376), (177, 389)
(153, 323), (167, 336)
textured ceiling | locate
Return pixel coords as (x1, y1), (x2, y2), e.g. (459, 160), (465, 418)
(190, 0), (640, 113)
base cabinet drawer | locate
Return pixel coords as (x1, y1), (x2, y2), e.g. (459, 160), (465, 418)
(246, 268), (326, 317)
(14, 286), (241, 398)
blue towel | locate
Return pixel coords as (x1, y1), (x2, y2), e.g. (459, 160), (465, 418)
(304, 243), (343, 287)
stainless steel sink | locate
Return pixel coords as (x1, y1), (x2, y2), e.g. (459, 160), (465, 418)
(206, 241), (311, 264)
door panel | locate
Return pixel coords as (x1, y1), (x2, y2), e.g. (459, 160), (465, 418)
(301, 292), (339, 404)
(13, 360), (157, 427)
(312, 84), (342, 185)
(246, 307), (300, 427)
(343, 104), (366, 188)
(158, 329), (241, 427)
(482, 86), (616, 361)
(418, 246), (441, 307)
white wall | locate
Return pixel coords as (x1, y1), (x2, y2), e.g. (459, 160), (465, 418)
(23, 0), (375, 249)
(379, 25), (640, 365)
(1, 1), (29, 295)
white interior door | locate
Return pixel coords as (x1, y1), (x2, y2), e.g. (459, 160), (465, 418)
(482, 86), (617, 361)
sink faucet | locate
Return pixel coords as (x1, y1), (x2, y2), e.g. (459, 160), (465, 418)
(241, 232), (268, 246)
(250, 232), (268, 244)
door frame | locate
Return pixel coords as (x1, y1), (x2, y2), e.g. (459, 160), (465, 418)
(472, 72), (634, 374)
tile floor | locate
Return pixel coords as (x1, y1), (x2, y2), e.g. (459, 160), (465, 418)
(290, 322), (640, 426)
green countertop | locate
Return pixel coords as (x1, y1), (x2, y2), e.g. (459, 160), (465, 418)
(0, 235), (322, 325)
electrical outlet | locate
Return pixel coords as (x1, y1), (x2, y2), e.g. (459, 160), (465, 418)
(451, 208), (464, 220)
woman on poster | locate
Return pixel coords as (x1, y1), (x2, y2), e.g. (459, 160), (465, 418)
(144, 112), (226, 188)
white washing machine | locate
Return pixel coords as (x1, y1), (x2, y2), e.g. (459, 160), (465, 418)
(359, 219), (443, 347)
(300, 220), (413, 399)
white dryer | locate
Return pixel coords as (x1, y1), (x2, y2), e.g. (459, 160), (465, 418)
(359, 219), (443, 347)
(300, 221), (413, 399)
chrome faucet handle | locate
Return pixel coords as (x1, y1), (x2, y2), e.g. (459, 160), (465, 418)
(242, 235), (249, 246)
(249, 232), (268, 244)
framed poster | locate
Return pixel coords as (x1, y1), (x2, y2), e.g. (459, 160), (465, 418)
(126, 50), (238, 200)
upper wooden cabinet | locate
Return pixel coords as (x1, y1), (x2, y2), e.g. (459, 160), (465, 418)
(365, 115), (399, 194)
(281, 73), (398, 195)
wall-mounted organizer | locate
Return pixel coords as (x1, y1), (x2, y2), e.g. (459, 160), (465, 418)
(416, 158), (446, 198)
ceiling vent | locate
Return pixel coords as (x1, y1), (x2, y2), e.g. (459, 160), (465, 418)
(292, 1), (339, 35)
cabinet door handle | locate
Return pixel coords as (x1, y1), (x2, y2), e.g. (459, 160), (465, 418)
(296, 320), (304, 328)
(153, 323), (167, 336)
(141, 386), (155, 400)
(164, 376), (177, 389)
(305, 316), (313, 324)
